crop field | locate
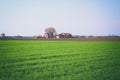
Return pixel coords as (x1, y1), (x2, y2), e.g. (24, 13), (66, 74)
(0, 40), (120, 80)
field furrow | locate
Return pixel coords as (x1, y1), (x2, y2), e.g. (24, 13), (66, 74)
(0, 40), (120, 80)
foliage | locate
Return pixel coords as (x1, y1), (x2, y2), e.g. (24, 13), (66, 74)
(65, 33), (73, 38)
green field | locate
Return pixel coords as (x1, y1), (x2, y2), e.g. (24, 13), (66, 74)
(0, 40), (120, 80)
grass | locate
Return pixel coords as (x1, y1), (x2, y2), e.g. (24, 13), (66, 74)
(0, 40), (120, 80)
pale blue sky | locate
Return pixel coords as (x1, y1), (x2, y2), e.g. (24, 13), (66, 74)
(0, 0), (120, 36)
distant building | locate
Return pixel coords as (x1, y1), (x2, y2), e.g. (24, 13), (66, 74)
(56, 34), (65, 39)
(35, 35), (42, 39)
(56, 33), (73, 38)
(44, 33), (49, 39)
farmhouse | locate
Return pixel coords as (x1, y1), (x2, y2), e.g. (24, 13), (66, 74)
(56, 34), (65, 39)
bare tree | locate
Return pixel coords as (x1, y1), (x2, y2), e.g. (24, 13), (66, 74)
(45, 27), (57, 38)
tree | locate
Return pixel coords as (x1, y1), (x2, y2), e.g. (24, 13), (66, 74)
(45, 27), (57, 38)
(1, 33), (6, 37)
(65, 33), (73, 38)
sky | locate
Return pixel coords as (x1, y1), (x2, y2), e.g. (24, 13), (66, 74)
(0, 0), (120, 36)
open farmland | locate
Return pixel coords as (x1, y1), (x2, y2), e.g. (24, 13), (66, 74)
(0, 40), (120, 80)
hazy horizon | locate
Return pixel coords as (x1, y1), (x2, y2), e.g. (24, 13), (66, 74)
(0, 0), (120, 36)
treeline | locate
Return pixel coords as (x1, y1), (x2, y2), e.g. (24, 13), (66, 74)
(0, 36), (34, 40)
(74, 35), (120, 38)
(0, 34), (120, 40)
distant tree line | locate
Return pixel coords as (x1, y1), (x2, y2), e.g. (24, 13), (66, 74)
(1, 28), (120, 40)
(73, 35), (120, 38)
(0, 33), (35, 39)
